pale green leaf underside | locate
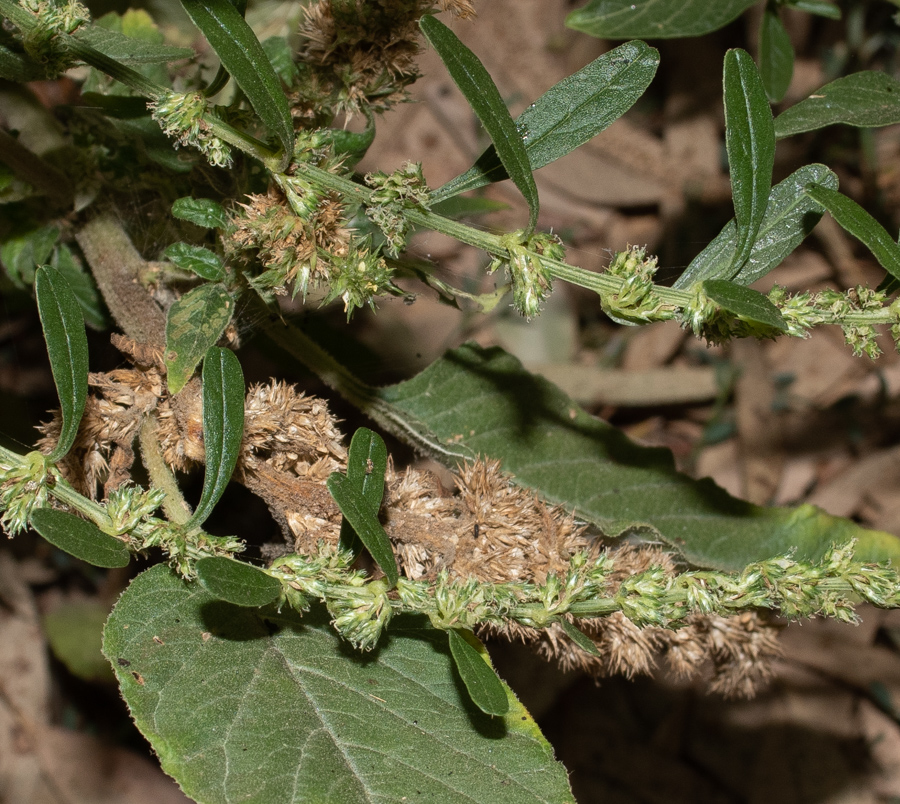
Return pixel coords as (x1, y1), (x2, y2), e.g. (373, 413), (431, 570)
(566, 0), (757, 39)
(431, 41), (659, 202)
(376, 344), (900, 571)
(73, 25), (194, 64)
(674, 163), (837, 288)
(103, 565), (573, 804)
(775, 71), (900, 138)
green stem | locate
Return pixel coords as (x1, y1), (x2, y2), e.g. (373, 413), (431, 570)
(0, 445), (112, 527)
(138, 417), (192, 525)
(291, 162), (900, 329)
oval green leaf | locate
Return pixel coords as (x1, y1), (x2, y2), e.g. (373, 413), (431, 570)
(557, 620), (601, 657)
(104, 566), (571, 803)
(674, 163), (838, 288)
(447, 628), (510, 717)
(338, 427), (388, 556)
(196, 556), (281, 607)
(724, 49), (776, 275)
(164, 282), (234, 395)
(2, 225), (59, 288)
(164, 242), (226, 281)
(431, 41), (660, 202)
(35, 265), (89, 462)
(179, 0), (293, 168)
(187, 347), (245, 529)
(420, 14), (539, 234)
(327, 471), (399, 588)
(759, 7), (794, 103)
(775, 71), (900, 139)
(30, 508), (130, 568)
(171, 197), (229, 230)
(701, 279), (788, 331)
(566, 0), (757, 39)
(804, 183), (900, 282)
(375, 343), (900, 570)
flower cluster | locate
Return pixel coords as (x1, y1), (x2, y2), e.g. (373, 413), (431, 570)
(0, 451), (55, 536)
(769, 284), (893, 358)
(490, 231), (564, 318)
(19, 0), (90, 75)
(364, 161), (429, 256)
(148, 91), (232, 167)
(603, 246), (674, 325)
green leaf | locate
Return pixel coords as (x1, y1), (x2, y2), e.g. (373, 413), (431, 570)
(701, 279), (788, 331)
(196, 556), (281, 607)
(804, 184), (900, 282)
(164, 242), (226, 281)
(188, 347), (244, 529)
(566, 0), (757, 39)
(30, 508), (130, 568)
(179, 0), (293, 167)
(323, 111), (376, 165)
(774, 72), (900, 138)
(43, 599), (115, 682)
(72, 25), (194, 64)
(375, 343), (900, 570)
(260, 35), (299, 86)
(171, 197), (229, 230)
(557, 620), (601, 657)
(0, 225), (58, 288)
(759, 7), (794, 103)
(327, 472), (399, 588)
(164, 282), (234, 395)
(674, 164), (838, 288)
(35, 266), (89, 462)
(447, 628), (510, 717)
(431, 41), (659, 203)
(788, 0), (841, 19)
(104, 565), (572, 804)
(0, 41), (43, 82)
(724, 49), (776, 274)
(420, 15), (539, 234)
(338, 427), (387, 556)
(52, 244), (108, 330)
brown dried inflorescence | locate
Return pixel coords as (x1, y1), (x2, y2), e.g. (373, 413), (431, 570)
(37, 335), (779, 697)
(295, 0), (474, 117)
(227, 187), (350, 297)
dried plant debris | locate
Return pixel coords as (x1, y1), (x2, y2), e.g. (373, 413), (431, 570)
(35, 335), (780, 697)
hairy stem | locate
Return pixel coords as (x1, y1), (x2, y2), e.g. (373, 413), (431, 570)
(138, 417), (192, 525)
